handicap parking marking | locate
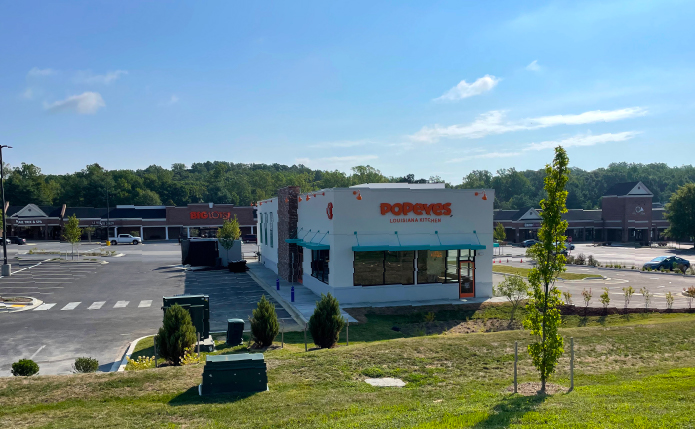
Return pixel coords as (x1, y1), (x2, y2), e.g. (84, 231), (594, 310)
(114, 300), (129, 308)
(138, 300), (152, 308)
(34, 303), (56, 311)
(61, 302), (81, 310)
(88, 301), (106, 310)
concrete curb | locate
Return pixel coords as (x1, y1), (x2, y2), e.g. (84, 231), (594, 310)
(493, 271), (605, 281)
(2, 297), (44, 313)
(113, 335), (152, 372)
(247, 269), (308, 325)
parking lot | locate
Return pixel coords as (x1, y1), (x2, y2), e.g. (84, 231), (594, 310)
(0, 240), (293, 376)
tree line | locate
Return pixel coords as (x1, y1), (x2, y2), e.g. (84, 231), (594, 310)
(4, 160), (694, 209)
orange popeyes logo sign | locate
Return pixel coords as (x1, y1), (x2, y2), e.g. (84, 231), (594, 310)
(380, 202), (452, 216)
(190, 211), (231, 220)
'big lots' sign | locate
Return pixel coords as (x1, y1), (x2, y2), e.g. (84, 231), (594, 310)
(190, 211), (231, 220)
(380, 202), (452, 216)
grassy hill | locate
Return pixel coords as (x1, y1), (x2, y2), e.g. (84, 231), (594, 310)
(2, 311), (695, 428)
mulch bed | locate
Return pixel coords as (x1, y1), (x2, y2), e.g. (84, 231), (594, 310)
(0, 297), (32, 303)
(505, 382), (566, 396)
(560, 304), (695, 316)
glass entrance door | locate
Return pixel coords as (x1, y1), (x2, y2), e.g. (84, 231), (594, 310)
(459, 260), (475, 298)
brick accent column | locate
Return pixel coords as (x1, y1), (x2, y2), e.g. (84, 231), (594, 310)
(277, 186), (300, 282)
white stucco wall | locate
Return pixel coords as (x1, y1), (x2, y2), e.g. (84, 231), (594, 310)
(257, 199), (279, 272)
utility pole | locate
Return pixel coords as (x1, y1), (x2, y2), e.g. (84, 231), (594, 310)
(105, 186), (110, 238)
(1, 145), (12, 277)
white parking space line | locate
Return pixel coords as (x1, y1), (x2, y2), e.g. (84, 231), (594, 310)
(138, 300), (152, 308)
(88, 301), (106, 310)
(114, 301), (129, 308)
(61, 302), (82, 310)
(34, 303), (56, 311)
(29, 345), (46, 360)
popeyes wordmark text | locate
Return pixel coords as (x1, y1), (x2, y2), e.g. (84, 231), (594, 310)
(380, 202), (451, 223)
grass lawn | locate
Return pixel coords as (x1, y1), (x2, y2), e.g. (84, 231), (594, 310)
(2, 310), (695, 428)
(493, 264), (601, 280)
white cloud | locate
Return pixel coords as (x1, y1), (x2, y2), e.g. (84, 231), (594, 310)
(308, 140), (369, 149)
(435, 75), (500, 101)
(445, 130), (640, 163)
(446, 151), (521, 163)
(410, 107), (647, 143)
(21, 88), (34, 100)
(28, 67), (56, 77)
(44, 92), (105, 114)
(526, 60), (541, 71)
(160, 95), (179, 106)
(75, 70), (128, 85)
(296, 155), (378, 168)
(524, 131), (641, 151)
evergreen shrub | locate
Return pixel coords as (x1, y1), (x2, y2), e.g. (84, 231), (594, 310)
(250, 295), (279, 347)
(309, 293), (346, 349)
(156, 304), (197, 365)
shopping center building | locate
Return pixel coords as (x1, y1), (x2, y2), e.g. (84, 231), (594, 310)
(5, 203), (256, 241)
(493, 181), (671, 244)
(256, 183), (494, 304)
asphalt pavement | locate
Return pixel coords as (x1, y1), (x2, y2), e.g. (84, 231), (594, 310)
(0, 240), (291, 377)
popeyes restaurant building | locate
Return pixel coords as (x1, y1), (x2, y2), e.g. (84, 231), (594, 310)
(257, 183), (494, 304)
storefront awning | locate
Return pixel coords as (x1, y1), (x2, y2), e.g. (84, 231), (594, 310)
(284, 229), (330, 250)
(352, 231), (485, 252)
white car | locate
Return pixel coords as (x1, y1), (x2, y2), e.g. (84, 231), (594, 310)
(109, 234), (142, 245)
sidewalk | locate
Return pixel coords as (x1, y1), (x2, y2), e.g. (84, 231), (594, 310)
(247, 262), (357, 324)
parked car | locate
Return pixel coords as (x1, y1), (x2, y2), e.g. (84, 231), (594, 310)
(109, 234), (142, 245)
(242, 234), (257, 243)
(7, 236), (26, 245)
(522, 239), (540, 247)
(642, 256), (690, 272)
(565, 241), (575, 250)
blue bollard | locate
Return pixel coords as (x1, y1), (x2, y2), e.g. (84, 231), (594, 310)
(276, 278), (280, 290)
(291, 286), (295, 302)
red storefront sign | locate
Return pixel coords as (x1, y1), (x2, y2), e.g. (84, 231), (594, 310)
(380, 202), (452, 216)
(190, 211), (231, 220)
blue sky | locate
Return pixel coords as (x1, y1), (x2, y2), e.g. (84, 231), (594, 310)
(1, 0), (694, 183)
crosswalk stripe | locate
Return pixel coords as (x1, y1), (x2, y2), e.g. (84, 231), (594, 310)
(88, 301), (105, 310)
(138, 300), (152, 308)
(114, 300), (129, 308)
(61, 302), (81, 310)
(34, 303), (56, 311)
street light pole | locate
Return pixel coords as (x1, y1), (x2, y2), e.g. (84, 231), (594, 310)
(1, 145), (12, 276)
(105, 187), (110, 238)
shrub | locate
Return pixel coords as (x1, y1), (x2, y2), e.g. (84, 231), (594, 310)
(574, 253), (586, 265)
(12, 359), (39, 376)
(126, 356), (155, 370)
(640, 287), (652, 310)
(587, 255), (597, 266)
(684, 287), (695, 309)
(250, 295), (279, 347)
(494, 275), (529, 325)
(666, 292), (674, 310)
(181, 346), (202, 365)
(566, 255), (575, 265)
(73, 357), (99, 373)
(600, 288), (610, 310)
(622, 286), (635, 308)
(423, 311), (436, 323)
(562, 290), (572, 305)
(156, 304), (197, 365)
(582, 288), (592, 309)
(309, 293), (346, 349)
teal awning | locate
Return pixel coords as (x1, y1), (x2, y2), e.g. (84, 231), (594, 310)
(352, 231), (485, 252)
(286, 230), (330, 250)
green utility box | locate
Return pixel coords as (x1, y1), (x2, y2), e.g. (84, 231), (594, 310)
(162, 295), (210, 338)
(199, 353), (268, 395)
(226, 319), (245, 346)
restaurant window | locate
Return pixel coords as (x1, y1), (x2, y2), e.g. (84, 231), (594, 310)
(417, 250), (446, 284)
(384, 251), (414, 285)
(311, 249), (329, 283)
(270, 213), (274, 248)
(444, 250), (459, 283)
(353, 251), (384, 286)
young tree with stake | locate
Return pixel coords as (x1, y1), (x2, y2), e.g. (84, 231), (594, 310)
(63, 214), (82, 259)
(523, 146), (569, 394)
(494, 275), (529, 327)
(217, 215), (241, 264)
